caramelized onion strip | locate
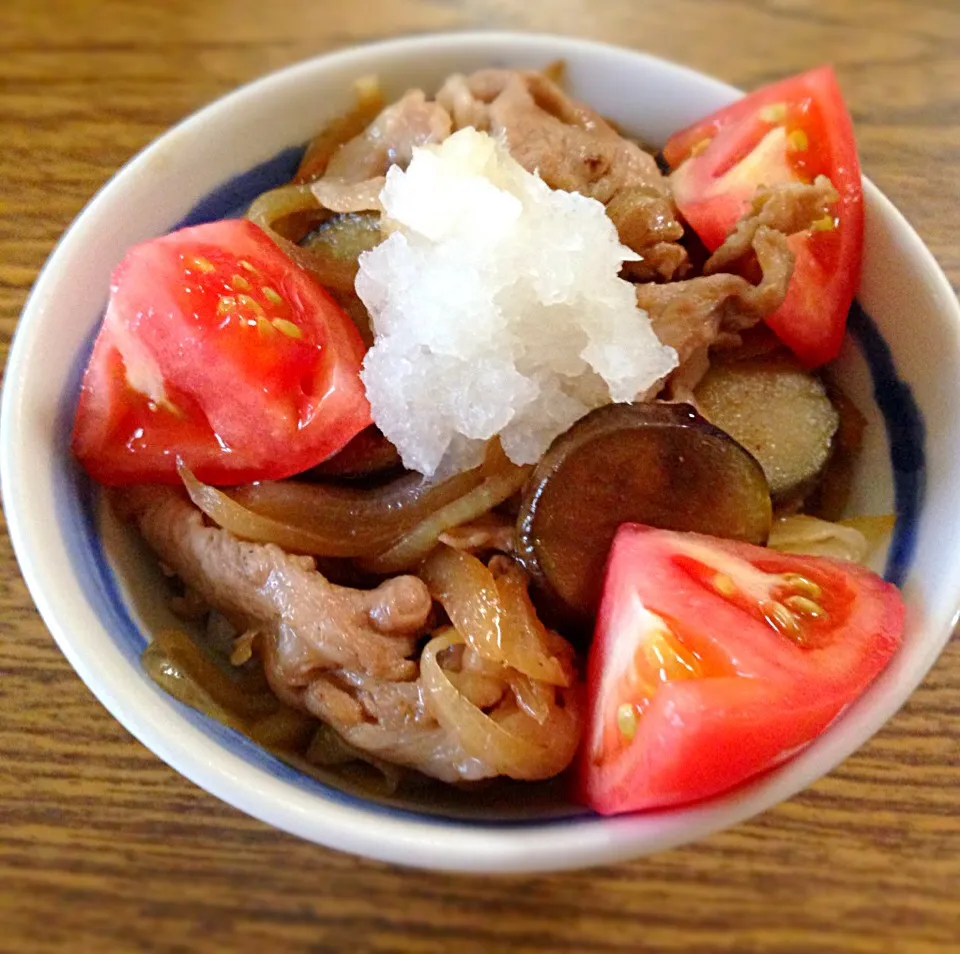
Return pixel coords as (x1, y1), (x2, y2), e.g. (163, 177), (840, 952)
(246, 184), (359, 294)
(142, 629), (278, 722)
(420, 546), (569, 686)
(362, 462), (533, 574)
(293, 77), (385, 184)
(229, 465), (485, 540)
(180, 464), (398, 557)
(419, 630), (580, 781)
(495, 562), (573, 687)
(509, 673), (553, 725)
(180, 462), (493, 558)
(421, 545), (503, 659)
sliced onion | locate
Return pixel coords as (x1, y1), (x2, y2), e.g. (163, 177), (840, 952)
(247, 183), (324, 232)
(362, 461), (533, 574)
(142, 640), (239, 728)
(245, 706), (318, 751)
(142, 629), (278, 723)
(509, 673), (553, 725)
(420, 545), (504, 660)
(420, 630), (580, 780)
(292, 77), (385, 184)
(494, 563), (573, 687)
(839, 514), (897, 546)
(490, 687), (581, 775)
(445, 668), (505, 710)
(229, 464), (484, 541)
(180, 464), (389, 557)
(767, 514), (893, 564)
(246, 85), (387, 338)
(246, 184), (361, 296)
(437, 511), (514, 554)
(181, 446), (524, 561)
(420, 546), (569, 686)
(542, 59), (566, 84)
(181, 460), (495, 558)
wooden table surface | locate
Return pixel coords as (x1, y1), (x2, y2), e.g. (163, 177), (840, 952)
(2, 1), (959, 951)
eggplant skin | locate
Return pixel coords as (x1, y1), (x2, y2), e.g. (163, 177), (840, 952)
(516, 402), (772, 630)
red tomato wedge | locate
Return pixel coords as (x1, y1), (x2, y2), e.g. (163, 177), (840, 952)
(72, 219), (371, 485)
(576, 524), (904, 815)
(664, 66), (864, 367)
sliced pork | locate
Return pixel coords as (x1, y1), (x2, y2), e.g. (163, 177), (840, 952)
(437, 68), (688, 280)
(642, 176), (840, 392)
(115, 488), (508, 782)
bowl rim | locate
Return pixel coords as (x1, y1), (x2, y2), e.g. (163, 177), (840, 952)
(3, 29), (960, 873)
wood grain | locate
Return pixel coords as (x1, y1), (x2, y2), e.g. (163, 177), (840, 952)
(1, 1), (958, 952)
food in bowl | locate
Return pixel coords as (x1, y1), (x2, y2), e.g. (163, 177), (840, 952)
(69, 62), (905, 815)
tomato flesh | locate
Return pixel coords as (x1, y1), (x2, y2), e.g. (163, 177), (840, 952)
(576, 524), (904, 815)
(72, 219), (371, 485)
(664, 66), (863, 368)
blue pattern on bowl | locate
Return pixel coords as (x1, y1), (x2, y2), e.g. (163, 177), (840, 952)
(846, 302), (925, 586)
(53, 146), (926, 827)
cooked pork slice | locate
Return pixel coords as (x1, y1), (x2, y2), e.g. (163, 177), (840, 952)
(437, 68), (687, 278)
(435, 72), (492, 131)
(704, 175), (839, 276)
(117, 487), (493, 781)
(641, 177), (840, 378)
(325, 89), (452, 180)
(638, 226), (794, 366)
(438, 69), (667, 203)
(606, 186), (688, 282)
(302, 670), (491, 782)
(338, 723), (492, 783)
(116, 487), (425, 683)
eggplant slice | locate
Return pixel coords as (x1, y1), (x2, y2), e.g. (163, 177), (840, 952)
(516, 402), (772, 628)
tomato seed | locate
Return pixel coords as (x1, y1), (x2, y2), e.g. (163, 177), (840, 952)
(759, 599), (801, 639)
(271, 318), (302, 339)
(237, 294), (265, 316)
(781, 573), (822, 600)
(189, 256), (215, 274)
(617, 703), (638, 740)
(784, 595), (826, 619)
(690, 137), (711, 157)
(713, 573), (737, 597)
(787, 129), (809, 152)
(758, 102), (787, 123)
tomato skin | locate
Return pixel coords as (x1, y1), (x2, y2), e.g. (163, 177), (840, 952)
(72, 220), (371, 485)
(664, 66), (863, 368)
(576, 524), (904, 815)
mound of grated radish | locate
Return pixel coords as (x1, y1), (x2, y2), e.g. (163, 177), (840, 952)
(356, 127), (678, 477)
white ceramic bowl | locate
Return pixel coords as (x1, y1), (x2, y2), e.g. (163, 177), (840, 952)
(3, 32), (959, 874)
